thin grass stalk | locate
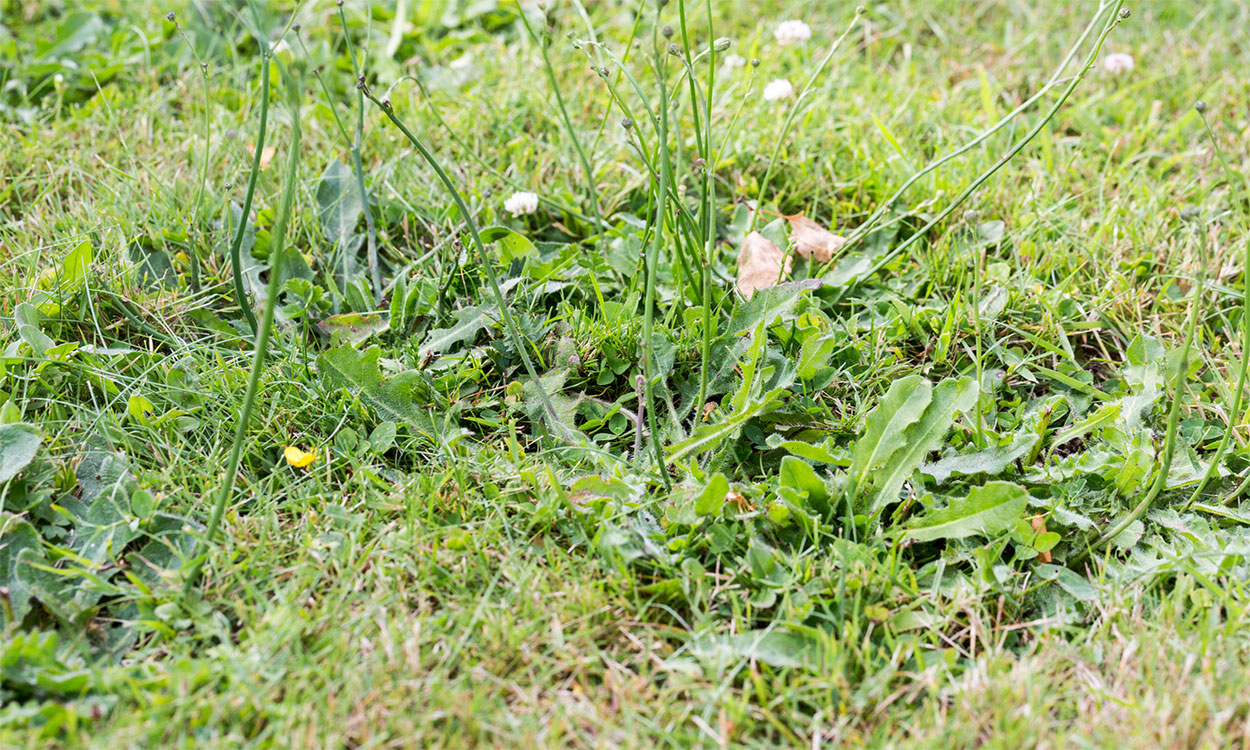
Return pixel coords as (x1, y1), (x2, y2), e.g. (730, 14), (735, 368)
(643, 37), (674, 488)
(182, 75), (303, 599)
(695, 0), (718, 414)
(821, 1), (1114, 268)
(516, 3), (604, 234)
(225, 52), (269, 334)
(358, 87), (565, 438)
(852, 2), (1127, 283)
(1183, 109), (1250, 509)
(1078, 228), (1205, 561)
(338, 6), (383, 300)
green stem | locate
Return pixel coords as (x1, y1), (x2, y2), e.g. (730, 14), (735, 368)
(836, 1), (1125, 282)
(360, 89), (566, 439)
(1184, 112), (1250, 510)
(516, 3), (604, 234)
(182, 75), (303, 599)
(1078, 231), (1205, 562)
(819, 1), (1112, 267)
(226, 52), (269, 335)
(644, 35), (673, 489)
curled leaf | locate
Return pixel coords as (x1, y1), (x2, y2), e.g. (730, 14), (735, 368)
(785, 214), (845, 263)
(736, 231), (791, 300)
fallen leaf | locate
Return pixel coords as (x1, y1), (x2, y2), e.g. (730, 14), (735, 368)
(785, 214), (846, 262)
(250, 144), (276, 169)
(736, 231), (791, 300)
(1031, 514), (1052, 563)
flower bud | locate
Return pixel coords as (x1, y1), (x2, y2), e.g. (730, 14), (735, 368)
(668, 43), (681, 56)
(714, 37), (731, 51)
(662, 26), (674, 38)
(621, 117), (633, 129)
(1194, 100), (1207, 113)
(750, 58), (760, 68)
(166, 11), (176, 22)
(1118, 8), (1130, 19)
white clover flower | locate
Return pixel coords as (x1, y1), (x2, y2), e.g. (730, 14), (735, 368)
(1102, 52), (1134, 74)
(774, 20), (812, 46)
(763, 79), (795, 102)
(504, 191), (539, 217)
(723, 53), (746, 69)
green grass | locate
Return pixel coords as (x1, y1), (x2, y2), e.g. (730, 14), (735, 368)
(3, 0), (1250, 746)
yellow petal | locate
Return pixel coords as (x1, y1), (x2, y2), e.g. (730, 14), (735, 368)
(284, 446), (317, 468)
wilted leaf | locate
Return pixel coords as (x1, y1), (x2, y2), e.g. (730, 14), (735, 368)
(736, 231), (791, 300)
(252, 144), (277, 168)
(904, 481), (1030, 542)
(318, 312), (389, 344)
(785, 214), (845, 262)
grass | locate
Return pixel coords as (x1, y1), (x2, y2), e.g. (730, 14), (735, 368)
(3, 0), (1250, 746)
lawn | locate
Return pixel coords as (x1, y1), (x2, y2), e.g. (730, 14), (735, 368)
(3, 0), (1250, 746)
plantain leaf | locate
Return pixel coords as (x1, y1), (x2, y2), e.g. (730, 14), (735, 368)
(854, 376), (979, 516)
(922, 433), (1039, 484)
(904, 481), (1029, 542)
(850, 375), (932, 490)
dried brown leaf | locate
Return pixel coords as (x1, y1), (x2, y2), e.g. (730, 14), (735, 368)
(249, 144), (277, 169)
(785, 213), (846, 263)
(736, 231), (791, 300)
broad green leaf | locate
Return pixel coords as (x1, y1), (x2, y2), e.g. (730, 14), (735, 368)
(728, 279), (822, 334)
(419, 306), (491, 357)
(0, 423), (43, 484)
(773, 438), (849, 466)
(317, 312), (389, 344)
(688, 627), (826, 670)
(127, 238), (176, 290)
(922, 433), (1039, 484)
(316, 160), (364, 252)
(1035, 563), (1097, 602)
(0, 513), (41, 624)
(904, 481), (1030, 542)
(317, 345), (436, 434)
(694, 473), (729, 516)
(779, 456), (829, 507)
(850, 375), (932, 487)
(860, 376), (979, 516)
(480, 226), (536, 263)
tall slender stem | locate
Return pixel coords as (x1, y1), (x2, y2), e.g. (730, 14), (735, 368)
(643, 37), (673, 488)
(182, 74), (303, 599)
(359, 88), (566, 439)
(226, 52), (269, 334)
